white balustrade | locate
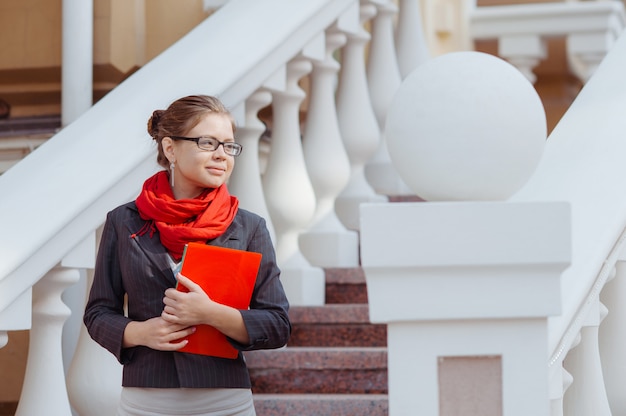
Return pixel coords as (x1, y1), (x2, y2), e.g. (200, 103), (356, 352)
(499, 34), (546, 83)
(5, 1), (626, 413)
(549, 363), (573, 416)
(67, 270), (122, 416)
(262, 58), (325, 305)
(299, 28), (359, 268)
(470, 1), (626, 83)
(562, 296), (611, 416)
(335, 3), (387, 232)
(363, 0), (411, 197)
(365, 49), (564, 415)
(15, 266), (80, 416)
(599, 260), (626, 414)
(228, 90), (276, 243)
(66, 230), (122, 416)
(395, 0), (431, 78)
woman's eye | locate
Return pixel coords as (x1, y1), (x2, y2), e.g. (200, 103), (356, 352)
(199, 139), (216, 148)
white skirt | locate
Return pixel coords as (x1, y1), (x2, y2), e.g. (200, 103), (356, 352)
(117, 387), (256, 416)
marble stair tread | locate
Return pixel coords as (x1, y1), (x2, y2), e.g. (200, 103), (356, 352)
(324, 268), (368, 304)
(288, 304), (386, 347)
(245, 346), (387, 369)
(0, 115), (61, 137)
(253, 394), (388, 416)
(245, 347), (388, 394)
(289, 303), (371, 323)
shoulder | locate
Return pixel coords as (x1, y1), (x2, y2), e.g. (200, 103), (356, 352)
(236, 207), (263, 223)
(227, 208), (269, 240)
(105, 201), (140, 224)
(108, 200), (137, 216)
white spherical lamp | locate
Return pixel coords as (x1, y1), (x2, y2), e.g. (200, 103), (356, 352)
(385, 51), (547, 201)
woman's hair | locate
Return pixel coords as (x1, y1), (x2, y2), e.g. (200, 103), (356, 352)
(148, 95), (236, 168)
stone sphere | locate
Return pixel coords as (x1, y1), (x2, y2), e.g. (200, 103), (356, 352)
(385, 51), (546, 201)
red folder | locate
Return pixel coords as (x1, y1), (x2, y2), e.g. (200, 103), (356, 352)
(175, 242), (261, 359)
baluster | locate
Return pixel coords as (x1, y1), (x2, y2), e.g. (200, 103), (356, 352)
(299, 28), (359, 268)
(499, 35), (546, 84)
(562, 297), (612, 416)
(364, 0), (412, 197)
(550, 364), (573, 416)
(262, 58), (325, 306)
(600, 261), (626, 414)
(67, 271), (122, 416)
(228, 90), (276, 243)
(567, 26), (622, 83)
(396, 0), (431, 78)
(66, 230), (122, 416)
(16, 266), (80, 416)
(335, 4), (387, 232)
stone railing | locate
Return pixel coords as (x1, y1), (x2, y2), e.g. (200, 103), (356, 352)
(470, 0), (626, 83)
(1, 0), (625, 415)
(0, 0), (426, 414)
(361, 23), (626, 416)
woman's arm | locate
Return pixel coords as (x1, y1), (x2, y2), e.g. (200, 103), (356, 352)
(161, 273), (251, 345)
(123, 315), (196, 349)
(160, 214), (290, 350)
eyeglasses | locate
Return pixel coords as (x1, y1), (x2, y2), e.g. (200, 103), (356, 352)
(170, 136), (243, 156)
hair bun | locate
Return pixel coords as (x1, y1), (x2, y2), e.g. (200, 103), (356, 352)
(148, 110), (163, 138)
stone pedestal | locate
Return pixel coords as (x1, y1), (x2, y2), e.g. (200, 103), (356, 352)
(360, 201), (571, 416)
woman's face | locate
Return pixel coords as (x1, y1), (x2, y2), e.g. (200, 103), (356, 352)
(163, 113), (235, 199)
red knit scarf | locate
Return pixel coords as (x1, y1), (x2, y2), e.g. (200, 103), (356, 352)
(134, 170), (239, 261)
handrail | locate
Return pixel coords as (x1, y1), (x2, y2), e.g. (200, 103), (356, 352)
(0, 0), (355, 313)
(2, 0), (626, 413)
(471, 1), (625, 40)
(511, 29), (626, 363)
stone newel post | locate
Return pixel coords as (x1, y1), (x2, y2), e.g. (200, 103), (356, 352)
(360, 52), (571, 416)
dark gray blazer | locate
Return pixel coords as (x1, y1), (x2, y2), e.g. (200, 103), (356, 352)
(83, 201), (290, 388)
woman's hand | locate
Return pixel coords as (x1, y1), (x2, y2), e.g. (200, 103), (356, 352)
(162, 273), (251, 345)
(123, 316), (195, 351)
(162, 274), (213, 326)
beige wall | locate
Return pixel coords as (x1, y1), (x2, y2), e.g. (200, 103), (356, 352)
(0, 0), (62, 70)
(0, 331), (28, 403)
(145, 0), (210, 62)
(0, 0), (208, 72)
(0, 0), (210, 116)
(95, 0), (210, 73)
(0, 1), (212, 403)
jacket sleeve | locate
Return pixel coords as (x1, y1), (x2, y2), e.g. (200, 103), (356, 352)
(232, 216), (291, 351)
(83, 209), (133, 364)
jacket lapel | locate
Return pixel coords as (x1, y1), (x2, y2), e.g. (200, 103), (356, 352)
(123, 203), (176, 285)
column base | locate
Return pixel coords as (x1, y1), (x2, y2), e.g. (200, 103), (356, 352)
(299, 229), (359, 268)
(280, 265), (326, 306)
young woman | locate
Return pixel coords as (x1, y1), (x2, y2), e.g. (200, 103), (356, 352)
(84, 95), (290, 416)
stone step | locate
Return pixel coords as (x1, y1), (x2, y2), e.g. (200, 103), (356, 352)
(253, 394), (388, 416)
(289, 304), (386, 347)
(325, 267), (368, 304)
(245, 347), (387, 395)
(0, 115), (60, 138)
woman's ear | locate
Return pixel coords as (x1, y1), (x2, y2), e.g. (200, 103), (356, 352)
(162, 137), (176, 162)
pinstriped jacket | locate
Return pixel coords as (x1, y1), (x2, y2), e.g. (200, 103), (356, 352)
(83, 201), (291, 388)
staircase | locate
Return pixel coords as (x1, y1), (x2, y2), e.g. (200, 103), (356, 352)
(0, 115), (60, 174)
(247, 268), (389, 415)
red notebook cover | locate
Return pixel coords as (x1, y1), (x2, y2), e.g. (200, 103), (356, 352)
(175, 242), (261, 359)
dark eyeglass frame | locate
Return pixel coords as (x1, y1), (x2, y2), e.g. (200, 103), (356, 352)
(169, 136), (243, 156)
